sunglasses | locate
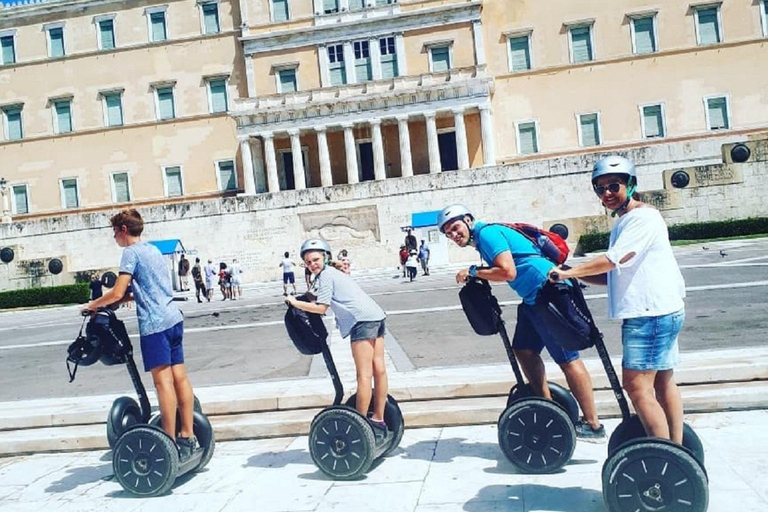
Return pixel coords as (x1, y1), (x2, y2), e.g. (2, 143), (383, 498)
(593, 182), (623, 196)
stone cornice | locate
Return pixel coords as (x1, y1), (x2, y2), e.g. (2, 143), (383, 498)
(1, 0), (141, 23)
(241, 1), (481, 55)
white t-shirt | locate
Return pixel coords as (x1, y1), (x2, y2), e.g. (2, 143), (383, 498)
(281, 258), (296, 273)
(605, 207), (685, 319)
(405, 255), (419, 268)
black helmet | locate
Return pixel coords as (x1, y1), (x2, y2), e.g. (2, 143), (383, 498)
(66, 331), (102, 382)
(87, 310), (132, 366)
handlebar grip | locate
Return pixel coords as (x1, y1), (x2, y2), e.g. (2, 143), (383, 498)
(550, 272), (560, 281)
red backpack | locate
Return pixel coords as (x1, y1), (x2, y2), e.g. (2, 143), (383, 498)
(479, 223), (570, 265)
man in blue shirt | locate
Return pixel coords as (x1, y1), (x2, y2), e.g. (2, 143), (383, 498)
(438, 204), (605, 442)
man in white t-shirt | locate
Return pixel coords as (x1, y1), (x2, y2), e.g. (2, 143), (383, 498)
(549, 156), (686, 445)
(230, 258), (243, 300)
(203, 259), (217, 302)
(279, 252), (297, 296)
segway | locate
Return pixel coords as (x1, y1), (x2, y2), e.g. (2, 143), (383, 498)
(459, 277), (579, 473)
(285, 297), (405, 480)
(67, 308), (215, 497)
(547, 271), (709, 512)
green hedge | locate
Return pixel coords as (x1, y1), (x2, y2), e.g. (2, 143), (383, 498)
(578, 217), (768, 254)
(0, 283), (89, 310)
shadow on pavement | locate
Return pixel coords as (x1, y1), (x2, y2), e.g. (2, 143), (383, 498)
(243, 448), (313, 469)
(463, 484), (605, 512)
(401, 438), (507, 464)
(45, 464), (112, 493)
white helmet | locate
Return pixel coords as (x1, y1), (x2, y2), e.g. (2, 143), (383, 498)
(300, 238), (332, 259)
(591, 156), (636, 185)
(437, 204), (474, 233)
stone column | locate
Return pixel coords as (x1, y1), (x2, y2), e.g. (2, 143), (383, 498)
(397, 115), (413, 177)
(251, 137), (267, 193)
(288, 129), (306, 190)
(343, 41), (356, 85)
(472, 20), (485, 66)
(394, 33), (407, 76)
(479, 104), (496, 166)
(245, 56), (256, 98)
(343, 124), (359, 184)
(262, 132), (280, 193)
(370, 37), (382, 80)
(453, 108), (470, 170)
(239, 137), (256, 195)
(316, 126), (333, 187)
(0, 180), (11, 224)
(370, 118), (385, 180)
(424, 111), (441, 174)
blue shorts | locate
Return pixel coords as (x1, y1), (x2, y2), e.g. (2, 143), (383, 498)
(512, 303), (580, 365)
(622, 309), (684, 371)
(139, 321), (185, 372)
(283, 272), (295, 284)
(349, 319), (387, 342)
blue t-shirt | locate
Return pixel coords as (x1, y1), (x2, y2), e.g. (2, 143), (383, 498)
(119, 242), (183, 336)
(472, 221), (556, 305)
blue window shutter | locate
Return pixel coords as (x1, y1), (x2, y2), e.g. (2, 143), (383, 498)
(12, 186), (28, 214)
(157, 87), (175, 120)
(166, 167), (183, 197)
(5, 107), (23, 140)
(323, 0), (338, 13)
(273, 0), (289, 21)
(431, 46), (450, 72)
(151, 12), (167, 41)
(113, 173), (130, 202)
(698, 8), (720, 44)
(1, 36), (16, 65)
(279, 69), (297, 93)
(580, 114), (600, 146)
(509, 36), (531, 71)
(203, 3), (220, 34)
(55, 101), (72, 133)
(633, 17), (656, 54)
(570, 26), (592, 63)
(49, 28), (65, 57)
(100, 20), (115, 49)
(106, 94), (123, 126)
(518, 123), (538, 154)
(643, 105), (664, 137)
(62, 179), (79, 208)
(218, 161), (236, 190)
(210, 79), (227, 112)
(707, 98), (729, 129)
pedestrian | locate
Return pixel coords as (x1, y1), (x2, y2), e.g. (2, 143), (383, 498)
(548, 156), (687, 444)
(337, 249), (351, 275)
(399, 245), (408, 277)
(405, 249), (419, 282)
(89, 273), (104, 300)
(438, 204), (606, 442)
(230, 258), (243, 300)
(203, 259), (216, 302)
(279, 251), (298, 296)
(218, 262), (230, 300)
(178, 254), (190, 292)
(418, 240), (430, 276)
(285, 239), (390, 441)
(404, 228), (417, 253)
(82, 208), (200, 461)
(191, 257), (205, 303)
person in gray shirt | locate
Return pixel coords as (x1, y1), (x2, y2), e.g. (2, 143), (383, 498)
(285, 238), (390, 440)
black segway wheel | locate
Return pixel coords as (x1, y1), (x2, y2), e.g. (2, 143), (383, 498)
(602, 438), (708, 512)
(309, 407), (375, 480)
(608, 415), (706, 467)
(113, 426), (179, 497)
(497, 397), (576, 473)
(507, 382), (580, 425)
(345, 393), (405, 456)
(107, 396), (142, 449)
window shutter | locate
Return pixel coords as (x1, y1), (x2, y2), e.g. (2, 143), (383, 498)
(698, 8), (720, 44)
(643, 105), (663, 137)
(166, 168), (183, 197)
(273, 0), (289, 22)
(106, 94), (123, 126)
(279, 69), (297, 93)
(570, 26), (592, 63)
(518, 123), (538, 154)
(151, 12), (167, 41)
(708, 98), (728, 129)
(50, 28), (65, 57)
(349, 0), (365, 11)
(323, 0), (338, 14)
(509, 36), (531, 71)
(431, 47), (450, 72)
(381, 54), (397, 78)
(210, 80), (228, 112)
(580, 114), (600, 146)
(63, 180), (79, 208)
(113, 173), (130, 202)
(13, 186), (28, 214)
(157, 88), (175, 119)
(100, 21), (115, 49)
(218, 161), (236, 190)
(6, 108), (23, 140)
(203, 4), (220, 34)
(633, 17), (656, 54)
(56, 101), (72, 133)
(1, 36), (16, 64)
(330, 66), (346, 86)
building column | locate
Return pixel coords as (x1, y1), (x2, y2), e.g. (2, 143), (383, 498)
(472, 20), (485, 67)
(479, 104), (496, 166)
(239, 136), (257, 195)
(0, 182), (11, 224)
(316, 126), (333, 187)
(251, 137), (267, 192)
(245, 56), (256, 98)
(453, 108), (470, 170)
(262, 132), (280, 193)
(343, 41), (356, 85)
(424, 111), (441, 174)
(370, 37), (382, 80)
(394, 33), (407, 76)
(288, 129), (306, 190)
(370, 118), (385, 180)
(397, 115), (413, 177)
(343, 124), (359, 184)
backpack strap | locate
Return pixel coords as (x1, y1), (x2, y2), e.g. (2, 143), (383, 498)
(475, 223), (543, 261)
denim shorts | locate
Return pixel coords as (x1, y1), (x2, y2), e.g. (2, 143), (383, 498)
(349, 319), (387, 342)
(512, 302), (580, 365)
(622, 309), (684, 371)
(139, 321), (185, 372)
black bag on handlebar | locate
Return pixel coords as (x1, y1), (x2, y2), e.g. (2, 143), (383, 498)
(285, 294), (328, 355)
(533, 280), (597, 351)
(459, 278), (502, 336)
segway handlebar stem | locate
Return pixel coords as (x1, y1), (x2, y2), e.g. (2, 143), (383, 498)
(320, 341), (345, 406)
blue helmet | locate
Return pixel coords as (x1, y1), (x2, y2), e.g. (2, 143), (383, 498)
(300, 238), (332, 259)
(591, 156), (636, 185)
(437, 204), (474, 233)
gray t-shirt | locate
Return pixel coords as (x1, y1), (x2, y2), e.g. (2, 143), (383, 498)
(120, 242), (183, 336)
(313, 266), (385, 338)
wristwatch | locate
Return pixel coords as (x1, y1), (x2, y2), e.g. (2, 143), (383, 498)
(468, 265), (477, 278)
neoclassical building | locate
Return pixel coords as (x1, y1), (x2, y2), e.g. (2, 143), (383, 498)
(1, 0), (767, 217)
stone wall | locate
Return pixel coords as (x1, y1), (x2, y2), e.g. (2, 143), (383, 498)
(1, 131), (767, 290)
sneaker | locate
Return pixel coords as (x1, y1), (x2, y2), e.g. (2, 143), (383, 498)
(367, 418), (389, 443)
(176, 435), (200, 462)
(574, 419), (606, 443)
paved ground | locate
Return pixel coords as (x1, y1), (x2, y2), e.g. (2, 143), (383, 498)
(0, 409), (765, 512)
(0, 238), (767, 400)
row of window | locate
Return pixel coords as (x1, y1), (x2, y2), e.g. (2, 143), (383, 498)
(0, 77), (228, 141)
(0, 2), (221, 65)
(8, 161), (238, 215)
(506, 3), (768, 74)
(272, 0), (396, 22)
(514, 95), (733, 155)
